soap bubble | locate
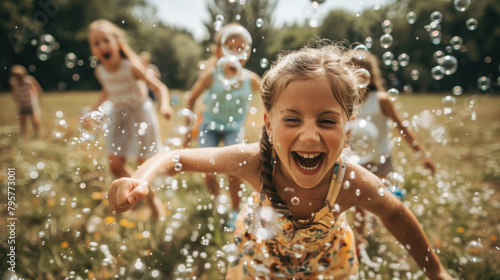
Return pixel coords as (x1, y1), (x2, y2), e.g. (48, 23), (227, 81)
(430, 11), (443, 23)
(441, 95), (457, 115)
(438, 55), (458, 75)
(398, 53), (410, 67)
(353, 44), (369, 60)
(175, 108), (197, 130)
(259, 58), (269, 68)
(252, 206), (280, 240)
(221, 25), (252, 60)
(255, 18), (264, 28)
(349, 119), (379, 163)
(128, 258), (147, 278)
(454, 0), (471, 12)
(216, 56), (242, 87)
(381, 20), (393, 34)
(406, 11), (417, 24)
(433, 50), (445, 62)
(465, 240), (486, 263)
(65, 52), (78, 69)
(431, 66), (445, 80)
(52, 118), (68, 139)
(452, 86), (463, 96)
(382, 51), (394, 66)
(79, 110), (104, 141)
(477, 76), (491, 91)
(387, 88), (399, 101)
(354, 68), (371, 88)
(364, 37), (373, 49)
(450, 36), (463, 50)
(410, 69), (420, 81)
(379, 34), (393, 49)
(466, 18), (478, 31)
(215, 194), (230, 215)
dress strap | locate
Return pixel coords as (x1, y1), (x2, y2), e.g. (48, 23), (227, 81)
(325, 156), (347, 210)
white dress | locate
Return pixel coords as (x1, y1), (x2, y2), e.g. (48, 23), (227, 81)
(96, 59), (163, 159)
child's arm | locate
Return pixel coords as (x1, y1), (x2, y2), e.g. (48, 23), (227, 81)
(341, 163), (452, 279)
(378, 92), (436, 175)
(131, 61), (173, 119)
(108, 143), (261, 214)
(28, 75), (44, 99)
(185, 70), (213, 111)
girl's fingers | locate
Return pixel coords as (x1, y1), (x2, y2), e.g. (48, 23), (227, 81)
(127, 181), (150, 204)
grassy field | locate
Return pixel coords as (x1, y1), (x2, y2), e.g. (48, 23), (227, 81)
(0, 90), (499, 279)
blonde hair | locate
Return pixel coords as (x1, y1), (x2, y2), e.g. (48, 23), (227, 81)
(88, 19), (143, 69)
(259, 42), (361, 232)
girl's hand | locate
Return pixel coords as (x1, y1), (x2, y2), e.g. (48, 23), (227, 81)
(423, 157), (437, 176)
(160, 104), (174, 119)
(108, 178), (150, 214)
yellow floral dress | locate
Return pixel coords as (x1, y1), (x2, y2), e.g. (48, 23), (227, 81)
(226, 157), (359, 279)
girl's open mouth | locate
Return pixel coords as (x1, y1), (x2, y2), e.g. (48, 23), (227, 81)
(102, 52), (111, 59)
(292, 152), (324, 171)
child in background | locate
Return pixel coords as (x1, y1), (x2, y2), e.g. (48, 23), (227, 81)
(348, 51), (437, 245)
(108, 43), (453, 279)
(9, 65), (44, 140)
(184, 23), (262, 228)
(87, 19), (174, 219)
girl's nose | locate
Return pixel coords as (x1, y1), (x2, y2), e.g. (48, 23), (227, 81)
(299, 125), (321, 144)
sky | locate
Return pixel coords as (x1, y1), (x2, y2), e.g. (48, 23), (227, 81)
(148, 0), (389, 41)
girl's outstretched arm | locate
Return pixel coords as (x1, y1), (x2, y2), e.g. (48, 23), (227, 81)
(108, 143), (261, 214)
(131, 60), (173, 119)
(340, 163), (454, 279)
(378, 91), (436, 175)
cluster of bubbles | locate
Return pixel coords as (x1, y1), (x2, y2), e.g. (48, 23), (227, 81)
(37, 34), (59, 61)
(215, 24), (253, 89)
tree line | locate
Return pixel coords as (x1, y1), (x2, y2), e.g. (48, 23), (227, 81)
(1, 0), (498, 93)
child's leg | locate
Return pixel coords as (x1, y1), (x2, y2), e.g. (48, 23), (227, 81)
(19, 113), (28, 139)
(31, 109), (42, 139)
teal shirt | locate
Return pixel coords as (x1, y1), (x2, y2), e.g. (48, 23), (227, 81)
(202, 68), (253, 131)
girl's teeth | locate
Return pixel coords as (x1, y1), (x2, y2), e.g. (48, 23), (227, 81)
(298, 162), (320, 170)
(297, 152), (320, 159)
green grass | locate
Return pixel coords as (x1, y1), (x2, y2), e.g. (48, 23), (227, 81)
(0, 91), (499, 279)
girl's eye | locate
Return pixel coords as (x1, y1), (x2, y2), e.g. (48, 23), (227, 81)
(284, 118), (300, 124)
(319, 119), (337, 125)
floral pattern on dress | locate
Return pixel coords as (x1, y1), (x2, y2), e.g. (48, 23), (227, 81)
(226, 159), (359, 279)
